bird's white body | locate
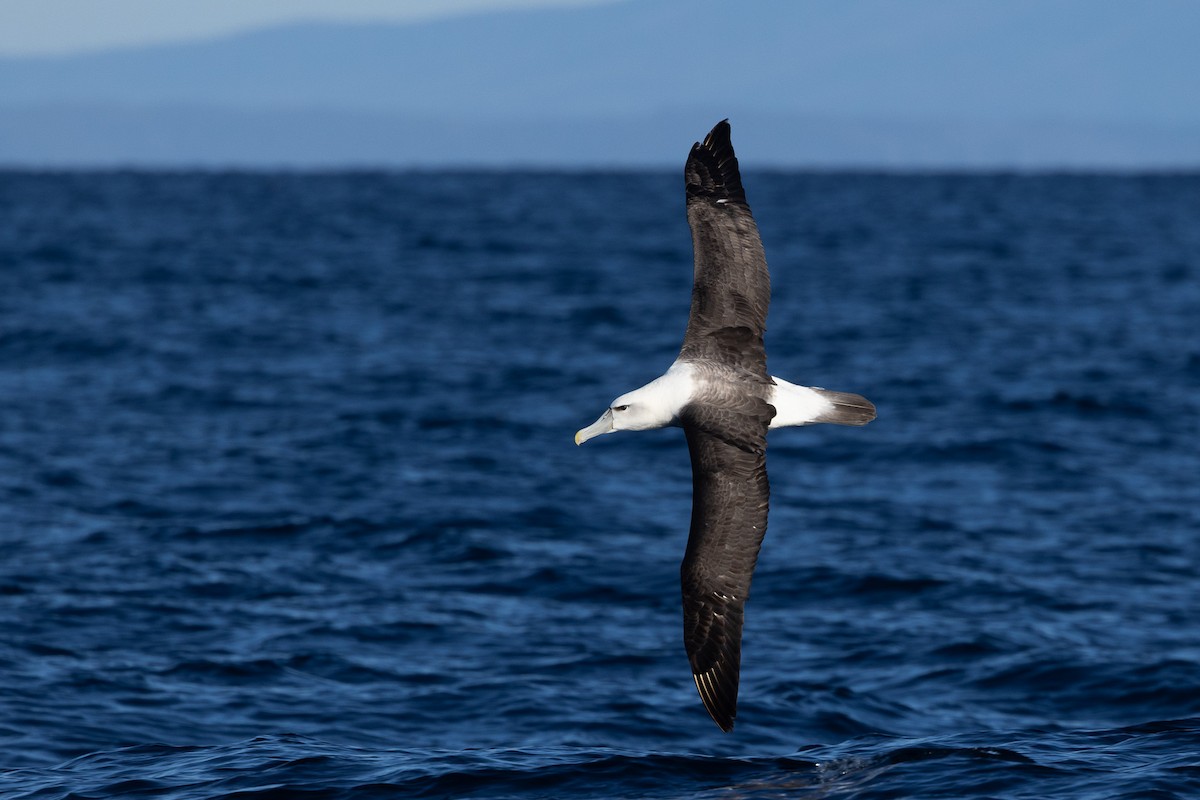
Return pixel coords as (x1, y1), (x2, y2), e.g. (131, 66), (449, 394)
(575, 362), (841, 444)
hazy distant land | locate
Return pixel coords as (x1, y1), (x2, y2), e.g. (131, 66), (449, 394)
(2, 0), (1198, 167)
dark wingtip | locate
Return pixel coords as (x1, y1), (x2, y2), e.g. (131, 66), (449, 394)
(693, 666), (739, 733)
(685, 119), (746, 205)
(703, 118), (732, 149)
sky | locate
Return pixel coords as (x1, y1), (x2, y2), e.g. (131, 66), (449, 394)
(0, 0), (615, 56)
(3, 0), (1197, 166)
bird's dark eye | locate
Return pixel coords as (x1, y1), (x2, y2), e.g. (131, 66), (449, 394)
(614, 405), (629, 412)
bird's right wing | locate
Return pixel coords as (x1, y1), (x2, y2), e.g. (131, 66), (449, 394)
(680, 120), (771, 379)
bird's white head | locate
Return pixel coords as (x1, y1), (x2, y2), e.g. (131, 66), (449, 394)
(574, 365), (694, 445)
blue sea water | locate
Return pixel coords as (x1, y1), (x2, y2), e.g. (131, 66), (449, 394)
(1, 170), (1199, 799)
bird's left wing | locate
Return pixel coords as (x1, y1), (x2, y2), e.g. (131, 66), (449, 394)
(679, 397), (772, 732)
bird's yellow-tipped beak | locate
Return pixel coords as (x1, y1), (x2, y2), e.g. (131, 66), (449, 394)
(575, 409), (614, 445)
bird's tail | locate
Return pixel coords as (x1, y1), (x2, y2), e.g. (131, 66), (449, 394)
(768, 378), (877, 428)
(811, 389), (877, 426)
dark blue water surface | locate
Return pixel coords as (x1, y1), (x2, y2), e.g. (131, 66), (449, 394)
(2, 170), (1199, 799)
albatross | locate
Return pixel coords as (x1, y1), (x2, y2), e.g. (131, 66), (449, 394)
(575, 120), (876, 732)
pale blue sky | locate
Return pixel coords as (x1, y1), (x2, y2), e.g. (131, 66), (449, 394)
(4, 0), (1198, 165)
(0, 0), (615, 56)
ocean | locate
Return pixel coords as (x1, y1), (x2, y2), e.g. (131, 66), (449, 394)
(2, 170), (1198, 798)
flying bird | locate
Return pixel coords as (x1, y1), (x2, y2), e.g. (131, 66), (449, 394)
(575, 120), (876, 732)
